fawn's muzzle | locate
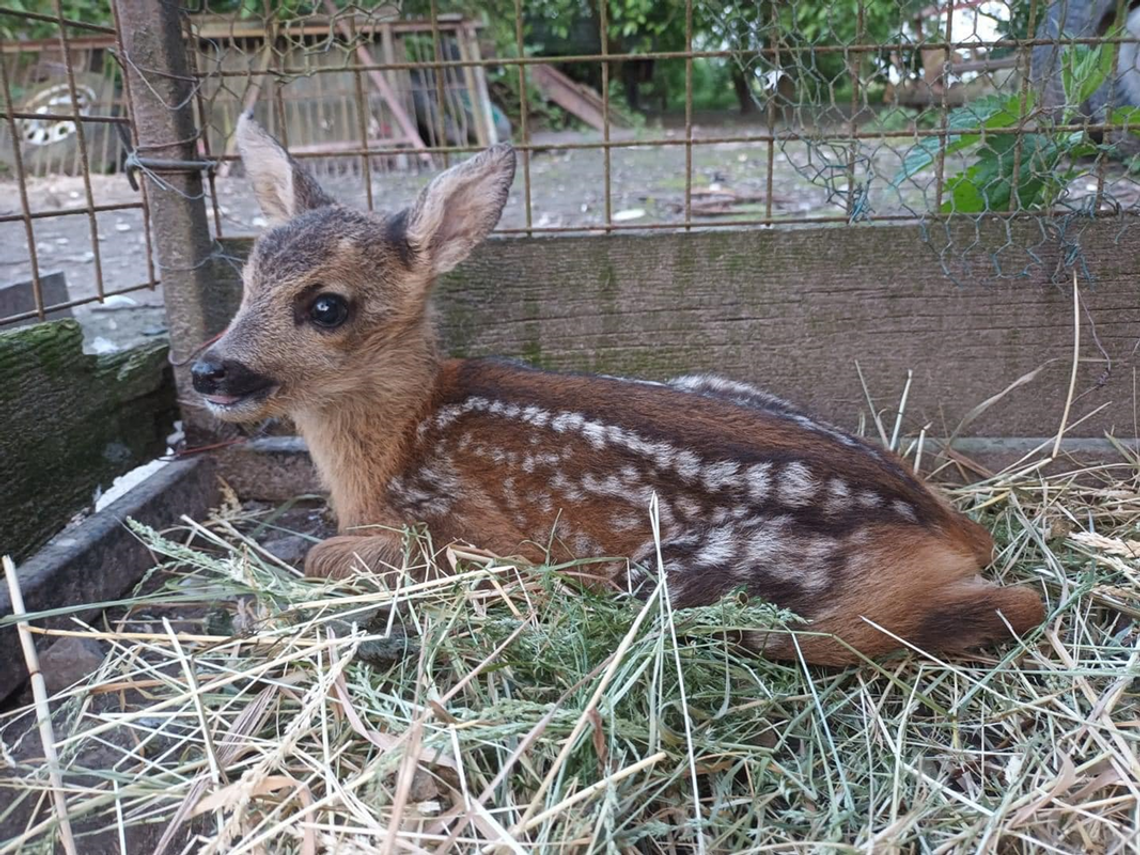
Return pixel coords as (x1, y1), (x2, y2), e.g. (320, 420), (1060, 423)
(191, 355), (276, 408)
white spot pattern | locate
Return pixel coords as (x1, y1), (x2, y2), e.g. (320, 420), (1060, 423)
(777, 462), (817, 507)
(697, 526), (737, 566)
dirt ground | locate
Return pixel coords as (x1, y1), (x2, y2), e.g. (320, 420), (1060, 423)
(3, 112), (1138, 351)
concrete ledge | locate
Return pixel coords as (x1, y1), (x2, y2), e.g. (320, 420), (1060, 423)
(0, 457), (218, 702)
(218, 436), (322, 501)
(926, 437), (1140, 480)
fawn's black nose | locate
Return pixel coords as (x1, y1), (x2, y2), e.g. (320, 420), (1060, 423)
(190, 358), (226, 393)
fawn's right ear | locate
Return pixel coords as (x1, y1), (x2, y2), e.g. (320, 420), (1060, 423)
(235, 111), (333, 224)
(404, 143), (516, 276)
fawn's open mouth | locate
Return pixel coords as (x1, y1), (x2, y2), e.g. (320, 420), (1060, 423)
(201, 384), (278, 414)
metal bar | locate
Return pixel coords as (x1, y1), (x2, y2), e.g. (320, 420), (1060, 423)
(1007, 0), (1040, 212)
(846, 0), (864, 219)
(0, 7), (116, 34)
(601, 0), (611, 228)
(765, 1), (779, 225)
(1094, 0), (1129, 214)
(114, 0), (226, 442)
(0, 110), (131, 124)
(190, 36), (1140, 78)
(514, 0), (531, 234)
(684, 0), (693, 231)
(199, 120), (1140, 163)
(186, 12), (223, 239)
(349, 13), (374, 211)
(0, 54), (44, 321)
(109, 0), (156, 292)
(0, 201), (146, 226)
(934, 1), (957, 212)
(54, 0), (105, 302)
(429, 0), (450, 167)
(485, 205), (1140, 235)
(0, 280), (168, 328)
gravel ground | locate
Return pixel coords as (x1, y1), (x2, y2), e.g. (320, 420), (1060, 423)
(3, 113), (1138, 351)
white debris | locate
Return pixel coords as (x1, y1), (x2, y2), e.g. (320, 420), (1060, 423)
(613, 208), (645, 221)
(95, 457), (170, 512)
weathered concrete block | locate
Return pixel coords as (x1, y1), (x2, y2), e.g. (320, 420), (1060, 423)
(0, 457), (218, 702)
(0, 271), (71, 327)
(0, 319), (177, 561)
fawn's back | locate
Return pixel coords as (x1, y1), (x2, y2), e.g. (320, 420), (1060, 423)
(397, 359), (1040, 663)
(191, 114), (1044, 664)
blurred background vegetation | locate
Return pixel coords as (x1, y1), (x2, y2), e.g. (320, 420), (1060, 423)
(1, 1), (1040, 132)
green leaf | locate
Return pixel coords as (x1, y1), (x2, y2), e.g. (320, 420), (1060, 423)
(890, 93), (1030, 187)
(940, 134), (1060, 214)
(1111, 106), (1140, 138)
(1062, 27), (1118, 111)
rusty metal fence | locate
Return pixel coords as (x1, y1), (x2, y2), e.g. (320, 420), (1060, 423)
(3, 0), (1140, 329)
(0, 5), (155, 327)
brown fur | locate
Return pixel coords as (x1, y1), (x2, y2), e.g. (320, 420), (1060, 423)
(192, 115), (1045, 665)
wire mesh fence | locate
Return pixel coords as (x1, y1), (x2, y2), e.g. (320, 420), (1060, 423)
(2, 1), (1140, 329)
(0, 4), (156, 329)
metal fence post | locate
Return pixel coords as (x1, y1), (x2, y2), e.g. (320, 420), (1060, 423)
(113, 0), (230, 441)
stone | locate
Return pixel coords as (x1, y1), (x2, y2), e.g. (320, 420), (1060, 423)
(0, 271), (71, 327)
(38, 637), (106, 695)
(260, 534), (310, 567)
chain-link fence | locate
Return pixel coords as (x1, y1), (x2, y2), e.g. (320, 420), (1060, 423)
(3, 1), (1139, 330)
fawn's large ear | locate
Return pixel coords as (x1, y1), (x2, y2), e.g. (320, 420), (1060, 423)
(235, 111), (333, 224)
(405, 144), (516, 275)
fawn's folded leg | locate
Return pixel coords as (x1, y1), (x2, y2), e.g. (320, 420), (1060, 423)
(304, 533), (410, 579)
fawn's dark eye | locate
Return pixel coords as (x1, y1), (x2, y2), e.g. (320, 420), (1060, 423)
(308, 293), (349, 329)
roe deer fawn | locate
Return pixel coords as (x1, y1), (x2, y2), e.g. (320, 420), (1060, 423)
(191, 113), (1044, 665)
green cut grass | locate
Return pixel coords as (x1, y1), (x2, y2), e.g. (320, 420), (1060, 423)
(2, 448), (1140, 854)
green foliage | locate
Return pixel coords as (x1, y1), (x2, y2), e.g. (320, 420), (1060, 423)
(894, 35), (1140, 214)
(1060, 25), (1120, 121)
(0, 0), (110, 40)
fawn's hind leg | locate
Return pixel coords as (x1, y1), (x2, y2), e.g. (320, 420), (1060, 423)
(749, 528), (1043, 665)
(911, 578), (1044, 656)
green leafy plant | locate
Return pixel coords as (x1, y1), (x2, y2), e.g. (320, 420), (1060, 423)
(893, 29), (1140, 214)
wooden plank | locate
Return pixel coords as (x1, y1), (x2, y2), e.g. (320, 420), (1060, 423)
(0, 457), (217, 702)
(455, 25), (488, 147)
(0, 320), (177, 561)
(464, 22), (498, 146)
(215, 42), (273, 180)
(322, 0), (433, 166)
(529, 65), (627, 132)
(188, 14), (479, 41)
(216, 219), (1140, 439)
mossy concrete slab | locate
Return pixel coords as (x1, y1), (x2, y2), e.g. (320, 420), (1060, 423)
(0, 320), (177, 561)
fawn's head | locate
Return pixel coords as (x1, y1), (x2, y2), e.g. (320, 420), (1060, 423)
(192, 113), (515, 422)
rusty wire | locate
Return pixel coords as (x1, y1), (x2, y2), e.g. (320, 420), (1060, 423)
(5, 1), (1140, 328)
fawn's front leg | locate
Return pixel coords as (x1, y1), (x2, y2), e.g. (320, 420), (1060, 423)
(303, 531), (411, 579)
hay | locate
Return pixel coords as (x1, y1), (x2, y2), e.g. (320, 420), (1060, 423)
(2, 448), (1140, 853)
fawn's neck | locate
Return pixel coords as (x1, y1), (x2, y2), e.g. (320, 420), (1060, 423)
(293, 338), (441, 529)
